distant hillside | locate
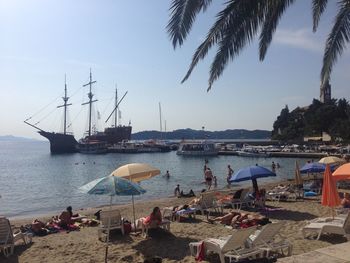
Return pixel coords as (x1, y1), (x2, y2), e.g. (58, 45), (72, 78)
(0, 135), (38, 141)
(131, 129), (271, 140)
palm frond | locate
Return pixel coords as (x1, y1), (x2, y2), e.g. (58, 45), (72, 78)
(208, 0), (268, 91)
(312, 0), (328, 32)
(167, 0), (213, 49)
(259, 0), (295, 61)
(321, 0), (350, 85)
(181, 0), (238, 83)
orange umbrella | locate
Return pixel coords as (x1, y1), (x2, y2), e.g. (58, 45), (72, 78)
(322, 164), (341, 218)
(332, 163), (350, 181)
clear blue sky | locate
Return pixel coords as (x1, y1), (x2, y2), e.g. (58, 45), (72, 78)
(1, 0), (349, 139)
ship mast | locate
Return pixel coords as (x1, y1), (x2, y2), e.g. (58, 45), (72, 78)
(57, 75), (72, 135)
(114, 85), (118, 127)
(159, 102), (163, 140)
(82, 69), (97, 137)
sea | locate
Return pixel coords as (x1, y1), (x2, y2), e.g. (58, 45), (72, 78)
(0, 141), (310, 219)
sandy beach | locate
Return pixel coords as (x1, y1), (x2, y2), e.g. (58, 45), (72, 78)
(2, 185), (348, 263)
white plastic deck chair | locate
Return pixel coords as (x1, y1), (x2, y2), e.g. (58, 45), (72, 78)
(230, 188), (250, 211)
(196, 191), (219, 216)
(141, 210), (171, 238)
(0, 217), (32, 257)
(302, 211), (350, 240)
(98, 209), (124, 241)
(248, 222), (293, 258)
(189, 227), (261, 263)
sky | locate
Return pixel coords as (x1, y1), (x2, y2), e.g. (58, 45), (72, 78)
(0, 0), (350, 140)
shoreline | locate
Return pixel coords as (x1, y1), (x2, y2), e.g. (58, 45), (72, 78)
(9, 180), (287, 224)
(4, 179), (349, 263)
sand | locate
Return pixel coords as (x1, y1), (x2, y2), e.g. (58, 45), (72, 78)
(2, 187), (348, 263)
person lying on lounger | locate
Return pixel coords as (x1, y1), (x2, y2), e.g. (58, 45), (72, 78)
(208, 210), (269, 228)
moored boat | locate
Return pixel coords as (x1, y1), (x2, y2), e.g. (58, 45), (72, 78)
(177, 141), (218, 156)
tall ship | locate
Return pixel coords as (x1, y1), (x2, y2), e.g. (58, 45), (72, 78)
(24, 77), (78, 154)
(77, 70), (131, 153)
(25, 71), (132, 154)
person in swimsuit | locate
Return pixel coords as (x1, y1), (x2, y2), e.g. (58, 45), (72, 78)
(204, 168), (213, 190)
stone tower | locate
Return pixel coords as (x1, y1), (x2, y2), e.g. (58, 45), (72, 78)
(320, 80), (331, 103)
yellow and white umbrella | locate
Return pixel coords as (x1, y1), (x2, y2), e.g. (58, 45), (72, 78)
(319, 156), (346, 165)
(111, 163), (160, 182)
(111, 163), (160, 230)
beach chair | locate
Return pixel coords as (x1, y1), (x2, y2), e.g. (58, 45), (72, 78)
(194, 191), (220, 216)
(162, 207), (196, 222)
(302, 211), (350, 240)
(189, 227), (262, 263)
(248, 222), (293, 258)
(141, 218), (171, 238)
(0, 217), (32, 257)
(98, 209), (124, 241)
(231, 188), (252, 210)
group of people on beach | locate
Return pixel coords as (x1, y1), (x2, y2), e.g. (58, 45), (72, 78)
(24, 206), (97, 236)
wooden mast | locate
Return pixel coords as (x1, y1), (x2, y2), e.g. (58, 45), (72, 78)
(57, 74), (72, 135)
(82, 69), (97, 137)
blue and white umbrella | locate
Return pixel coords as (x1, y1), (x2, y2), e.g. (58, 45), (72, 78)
(80, 175), (146, 196)
(79, 175), (145, 263)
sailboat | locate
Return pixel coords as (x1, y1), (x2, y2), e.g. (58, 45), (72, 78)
(77, 71), (132, 154)
(25, 71), (132, 154)
(24, 77), (78, 154)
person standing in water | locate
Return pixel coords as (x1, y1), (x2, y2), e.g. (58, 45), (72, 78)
(227, 165), (234, 186)
(204, 168), (214, 190)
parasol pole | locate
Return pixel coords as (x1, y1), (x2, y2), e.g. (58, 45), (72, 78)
(132, 194), (137, 232)
(105, 195), (113, 263)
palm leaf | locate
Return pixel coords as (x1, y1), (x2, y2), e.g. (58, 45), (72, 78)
(181, 0), (238, 83)
(208, 0), (268, 91)
(321, 0), (350, 85)
(167, 0), (213, 49)
(259, 0), (295, 61)
(312, 0), (328, 32)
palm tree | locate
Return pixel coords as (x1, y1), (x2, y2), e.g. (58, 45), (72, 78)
(167, 0), (350, 91)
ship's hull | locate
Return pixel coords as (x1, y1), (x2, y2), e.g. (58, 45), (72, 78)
(39, 131), (78, 154)
(87, 126), (132, 144)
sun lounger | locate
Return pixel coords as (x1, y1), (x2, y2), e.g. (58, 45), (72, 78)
(141, 218), (171, 238)
(248, 222), (293, 257)
(162, 207), (196, 222)
(189, 227), (262, 263)
(98, 209), (124, 241)
(0, 217), (32, 257)
(302, 211), (350, 240)
(193, 191), (220, 216)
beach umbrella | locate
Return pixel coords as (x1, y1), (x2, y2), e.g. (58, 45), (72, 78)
(321, 164), (341, 218)
(294, 161), (303, 187)
(332, 163), (350, 181)
(319, 156), (346, 165)
(299, 162), (336, 174)
(110, 163), (160, 230)
(229, 165), (276, 194)
(79, 175), (146, 263)
(110, 163), (160, 182)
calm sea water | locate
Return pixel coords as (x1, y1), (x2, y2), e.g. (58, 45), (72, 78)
(0, 141), (309, 219)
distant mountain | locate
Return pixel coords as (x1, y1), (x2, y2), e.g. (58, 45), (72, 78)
(131, 128), (271, 140)
(0, 135), (39, 141)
